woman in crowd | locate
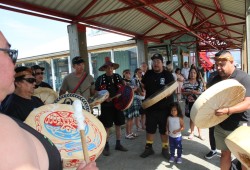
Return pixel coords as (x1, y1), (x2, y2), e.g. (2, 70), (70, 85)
(182, 67), (204, 140)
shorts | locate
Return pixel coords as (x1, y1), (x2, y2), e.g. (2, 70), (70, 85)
(98, 102), (125, 128)
(214, 125), (233, 151)
(146, 110), (169, 135)
(139, 107), (146, 115)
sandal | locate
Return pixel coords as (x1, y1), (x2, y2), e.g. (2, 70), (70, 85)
(125, 134), (135, 139)
(188, 133), (194, 140)
(198, 135), (205, 141)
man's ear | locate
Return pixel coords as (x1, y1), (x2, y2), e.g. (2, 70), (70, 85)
(14, 81), (21, 87)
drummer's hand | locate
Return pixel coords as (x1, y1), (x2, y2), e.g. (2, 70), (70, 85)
(76, 161), (99, 170)
(215, 108), (229, 116)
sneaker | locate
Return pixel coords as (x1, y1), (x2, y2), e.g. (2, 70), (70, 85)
(102, 145), (110, 156)
(169, 156), (175, 163)
(176, 157), (182, 164)
(125, 134), (135, 139)
(115, 144), (128, 152)
(205, 151), (217, 159)
(161, 148), (170, 159)
(131, 132), (139, 137)
(140, 147), (155, 158)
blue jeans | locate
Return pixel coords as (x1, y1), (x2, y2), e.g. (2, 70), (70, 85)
(169, 136), (182, 158)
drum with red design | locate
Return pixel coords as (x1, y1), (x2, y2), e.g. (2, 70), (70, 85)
(113, 85), (134, 111)
(24, 104), (106, 169)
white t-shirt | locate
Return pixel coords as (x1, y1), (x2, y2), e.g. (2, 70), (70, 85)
(181, 67), (190, 80)
(168, 116), (182, 138)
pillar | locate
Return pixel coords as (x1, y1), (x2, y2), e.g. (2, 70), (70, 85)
(67, 24), (89, 73)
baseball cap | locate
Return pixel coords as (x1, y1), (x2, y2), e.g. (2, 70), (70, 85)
(72, 56), (85, 65)
(151, 53), (163, 62)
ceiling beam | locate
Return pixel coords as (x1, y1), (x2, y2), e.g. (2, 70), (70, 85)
(189, 2), (245, 20)
(213, 0), (231, 37)
(145, 3), (218, 49)
(0, 0), (73, 20)
(75, 0), (98, 20)
(0, 4), (71, 23)
(79, 0), (169, 22)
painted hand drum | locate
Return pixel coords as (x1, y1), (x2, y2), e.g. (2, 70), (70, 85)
(142, 81), (178, 109)
(88, 90), (109, 107)
(24, 104), (106, 169)
(55, 93), (91, 112)
(34, 87), (58, 104)
(190, 79), (246, 128)
(113, 85), (134, 111)
(225, 126), (250, 169)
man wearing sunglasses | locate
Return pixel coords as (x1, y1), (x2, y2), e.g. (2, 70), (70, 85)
(31, 65), (52, 89)
(0, 31), (98, 170)
(2, 66), (44, 121)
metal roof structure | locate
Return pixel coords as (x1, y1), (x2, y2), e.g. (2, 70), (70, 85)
(0, 0), (246, 51)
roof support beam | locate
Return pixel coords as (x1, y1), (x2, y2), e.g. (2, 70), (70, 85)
(0, 0), (73, 20)
(213, 0), (231, 37)
(0, 4), (71, 23)
(189, 2), (245, 20)
(80, 0), (169, 21)
(144, 3), (218, 49)
(193, 12), (217, 29)
(75, 0), (98, 20)
(179, 9), (188, 27)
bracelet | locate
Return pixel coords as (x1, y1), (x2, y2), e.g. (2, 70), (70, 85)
(227, 107), (230, 116)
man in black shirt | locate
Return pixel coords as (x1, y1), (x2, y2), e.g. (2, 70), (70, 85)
(2, 66), (44, 121)
(31, 65), (52, 89)
(140, 53), (174, 159)
(95, 57), (127, 156)
(210, 50), (250, 170)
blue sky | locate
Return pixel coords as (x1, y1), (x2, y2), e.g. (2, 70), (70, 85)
(0, 9), (130, 58)
(0, 9), (70, 58)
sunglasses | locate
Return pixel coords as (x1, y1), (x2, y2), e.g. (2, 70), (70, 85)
(0, 48), (18, 64)
(35, 72), (44, 75)
(22, 78), (36, 84)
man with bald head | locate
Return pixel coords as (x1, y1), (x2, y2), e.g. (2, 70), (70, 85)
(210, 50), (250, 170)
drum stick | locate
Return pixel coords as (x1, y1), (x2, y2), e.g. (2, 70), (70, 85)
(110, 93), (121, 101)
(73, 100), (90, 163)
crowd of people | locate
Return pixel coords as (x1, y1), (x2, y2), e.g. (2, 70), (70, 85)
(1, 28), (249, 170)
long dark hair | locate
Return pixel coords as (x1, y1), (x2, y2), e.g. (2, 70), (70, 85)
(188, 67), (200, 82)
(170, 102), (183, 118)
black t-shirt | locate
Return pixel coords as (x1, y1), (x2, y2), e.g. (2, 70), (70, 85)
(35, 81), (52, 89)
(141, 70), (175, 111)
(210, 69), (250, 131)
(2, 93), (44, 121)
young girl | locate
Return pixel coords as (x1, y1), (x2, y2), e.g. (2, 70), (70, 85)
(166, 102), (184, 164)
(122, 69), (145, 139)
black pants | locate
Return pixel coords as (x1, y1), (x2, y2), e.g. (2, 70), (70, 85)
(209, 127), (216, 150)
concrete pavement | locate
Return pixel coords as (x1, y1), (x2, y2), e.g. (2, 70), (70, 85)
(96, 116), (221, 170)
